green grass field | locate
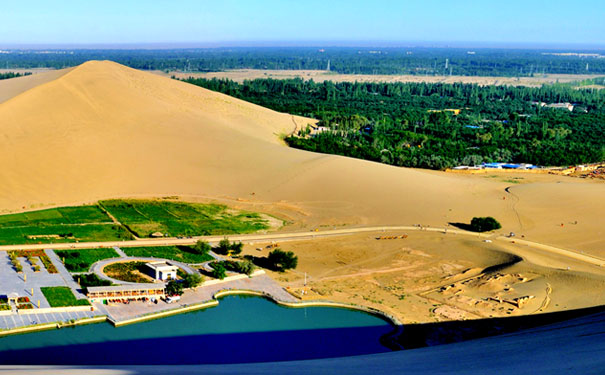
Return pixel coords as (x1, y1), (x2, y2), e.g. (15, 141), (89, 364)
(55, 248), (119, 273)
(0, 206), (109, 227)
(0, 224), (133, 245)
(100, 199), (270, 237)
(40, 286), (91, 307)
(122, 246), (213, 264)
(0, 205), (133, 245)
(0, 199), (272, 245)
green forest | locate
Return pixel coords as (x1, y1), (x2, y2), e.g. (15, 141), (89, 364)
(181, 77), (605, 169)
(2, 47), (605, 76)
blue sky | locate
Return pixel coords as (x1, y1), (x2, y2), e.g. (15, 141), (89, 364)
(1, 0), (603, 47)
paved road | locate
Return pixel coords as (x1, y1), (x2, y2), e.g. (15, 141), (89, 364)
(0, 226), (603, 267)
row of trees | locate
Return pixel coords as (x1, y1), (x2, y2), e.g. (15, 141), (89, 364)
(183, 77), (605, 170)
(0, 71), (31, 80)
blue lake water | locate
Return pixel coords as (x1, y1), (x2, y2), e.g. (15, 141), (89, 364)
(0, 295), (394, 364)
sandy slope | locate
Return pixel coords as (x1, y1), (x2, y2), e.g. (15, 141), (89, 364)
(0, 61), (603, 257)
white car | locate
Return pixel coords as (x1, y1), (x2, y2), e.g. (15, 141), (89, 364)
(166, 296), (181, 304)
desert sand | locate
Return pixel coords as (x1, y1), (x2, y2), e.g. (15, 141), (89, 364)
(158, 69), (604, 87)
(1, 61), (604, 322)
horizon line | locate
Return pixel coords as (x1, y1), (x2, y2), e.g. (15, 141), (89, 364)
(1, 40), (605, 51)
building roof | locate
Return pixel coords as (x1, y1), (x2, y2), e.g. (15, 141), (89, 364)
(146, 261), (178, 271)
(87, 283), (165, 293)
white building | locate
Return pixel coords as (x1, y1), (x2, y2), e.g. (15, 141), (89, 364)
(146, 261), (178, 281)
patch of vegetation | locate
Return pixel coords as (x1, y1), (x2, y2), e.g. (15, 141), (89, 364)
(220, 259), (256, 275)
(55, 248), (119, 273)
(183, 273), (203, 288)
(470, 217), (502, 232)
(452, 217), (502, 232)
(0, 72), (31, 80)
(166, 280), (184, 296)
(246, 249), (298, 272)
(8, 250), (57, 273)
(122, 246), (213, 264)
(209, 262), (227, 280)
(0, 205), (134, 245)
(0, 304), (10, 311)
(103, 261), (150, 283)
(100, 199), (270, 237)
(75, 273), (112, 293)
(41, 286), (91, 307)
(214, 238), (243, 255)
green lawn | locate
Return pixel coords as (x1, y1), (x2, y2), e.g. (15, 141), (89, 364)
(55, 248), (119, 273)
(40, 287), (91, 307)
(100, 199), (270, 237)
(122, 246), (213, 264)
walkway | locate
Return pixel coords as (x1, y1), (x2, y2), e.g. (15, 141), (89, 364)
(0, 309), (97, 330)
(1, 226), (602, 268)
(44, 249), (87, 299)
(113, 246), (128, 258)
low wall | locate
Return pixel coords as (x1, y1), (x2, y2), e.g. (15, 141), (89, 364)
(0, 310), (12, 316)
(111, 300), (218, 327)
(0, 316), (106, 337)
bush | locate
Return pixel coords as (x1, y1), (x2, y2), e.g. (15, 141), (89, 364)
(267, 249), (298, 272)
(221, 259), (256, 275)
(183, 273), (203, 288)
(192, 240), (211, 255)
(214, 238), (243, 255)
(470, 217), (502, 232)
(209, 262), (227, 280)
(166, 280), (184, 296)
(76, 273), (112, 293)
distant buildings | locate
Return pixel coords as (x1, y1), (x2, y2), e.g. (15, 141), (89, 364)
(532, 102), (574, 111)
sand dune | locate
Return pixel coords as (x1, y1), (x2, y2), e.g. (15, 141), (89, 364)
(0, 60), (603, 257)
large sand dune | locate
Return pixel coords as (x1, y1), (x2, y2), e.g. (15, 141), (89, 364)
(0, 61), (603, 255)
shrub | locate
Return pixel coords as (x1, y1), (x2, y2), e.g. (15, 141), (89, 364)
(209, 262), (227, 280)
(183, 273), (203, 288)
(267, 249), (298, 272)
(76, 273), (112, 293)
(470, 217), (502, 232)
(192, 240), (211, 255)
(166, 280), (184, 296)
(214, 238), (243, 255)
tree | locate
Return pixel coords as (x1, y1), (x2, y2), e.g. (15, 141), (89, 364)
(470, 217), (502, 232)
(214, 238), (243, 255)
(230, 241), (243, 255)
(216, 238), (231, 255)
(165, 280), (184, 296)
(211, 262), (227, 280)
(183, 273), (203, 288)
(236, 260), (255, 275)
(267, 249), (298, 271)
(192, 240), (211, 255)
